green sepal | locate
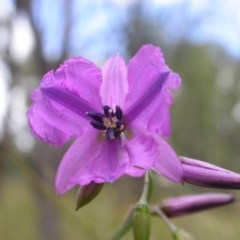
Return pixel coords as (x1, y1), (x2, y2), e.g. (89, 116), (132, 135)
(75, 182), (104, 210)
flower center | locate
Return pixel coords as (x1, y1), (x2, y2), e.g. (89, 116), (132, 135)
(86, 105), (124, 140)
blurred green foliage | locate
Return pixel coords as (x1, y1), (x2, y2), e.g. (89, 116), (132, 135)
(0, 174), (239, 240)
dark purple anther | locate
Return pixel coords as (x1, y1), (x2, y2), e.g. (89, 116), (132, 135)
(103, 106), (111, 117)
(89, 120), (106, 130)
(115, 105), (123, 120)
(116, 120), (123, 129)
(86, 112), (104, 123)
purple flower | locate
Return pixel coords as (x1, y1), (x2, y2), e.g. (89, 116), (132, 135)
(160, 193), (234, 218)
(27, 44), (182, 194)
(181, 156), (240, 189)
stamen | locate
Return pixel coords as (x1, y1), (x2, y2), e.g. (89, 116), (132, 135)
(115, 105), (123, 120)
(107, 128), (115, 140)
(109, 109), (114, 118)
(115, 120), (123, 129)
(86, 112), (104, 123)
(103, 117), (116, 128)
(103, 106), (111, 117)
(87, 105), (125, 140)
(89, 120), (106, 130)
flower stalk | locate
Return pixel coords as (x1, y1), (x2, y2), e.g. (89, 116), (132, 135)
(139, 171), (151, 205)
(152, 205), (178, 233)
(132, 172), (152, 240)
(110, 207), (134, 240)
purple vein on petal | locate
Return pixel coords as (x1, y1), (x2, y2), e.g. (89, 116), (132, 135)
(125, 71), (169, 123)
(42, 87), (95, 119)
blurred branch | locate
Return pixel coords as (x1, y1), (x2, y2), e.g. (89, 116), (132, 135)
(9, 1), (75, 240)
(16, 0), (47, 73)
(124, 0), (163, 56)
(16, 0), (73, 73)
(61, 0), (72, 60)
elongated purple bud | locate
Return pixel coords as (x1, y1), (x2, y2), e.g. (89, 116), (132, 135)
(180, 157), (240, 189)
(160, 193), (234, 218)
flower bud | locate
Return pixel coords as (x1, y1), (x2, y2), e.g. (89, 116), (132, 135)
(132, 204), (151, 240)
(180, 157), (240, 189)
(160, 193), (234, 218)
(75, 182), (104, 210)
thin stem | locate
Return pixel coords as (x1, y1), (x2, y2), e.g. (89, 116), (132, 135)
(152, 206), (178, 233)
(139, 171), (150, 205)
(110, 206), (134, 240)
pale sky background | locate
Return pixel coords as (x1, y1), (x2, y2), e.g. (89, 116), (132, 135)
(2, 0), (240, 60)
(34, 0), (240, 60)
(0, 0), (240, 150)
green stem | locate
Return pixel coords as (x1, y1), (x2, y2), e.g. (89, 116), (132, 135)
(110, 206), (134, 240)
(110, 172), (151, 240)
(152, 206), (178, 233)
(139, 171), (150, 205)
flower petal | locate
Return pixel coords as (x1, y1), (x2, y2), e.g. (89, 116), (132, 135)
(125, 129), (182, 182)
(100, 55), (128, 108)
(152, 136), (183, 182)
(27, 84), (88, 146)
(54, 57), (102, 110)
(57, 129), (175, 194)
(27, 57), (102, 146)
(55, 129), (102, 194)
(77, 131), (163, 183)
(125, 44), (181, 138)
(56, 128), (182, 194)
(27, 77), (88, 146)
(75, 138), (130, 185)
(124, 131), (159, 177)
(56, 130), (131, 194)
